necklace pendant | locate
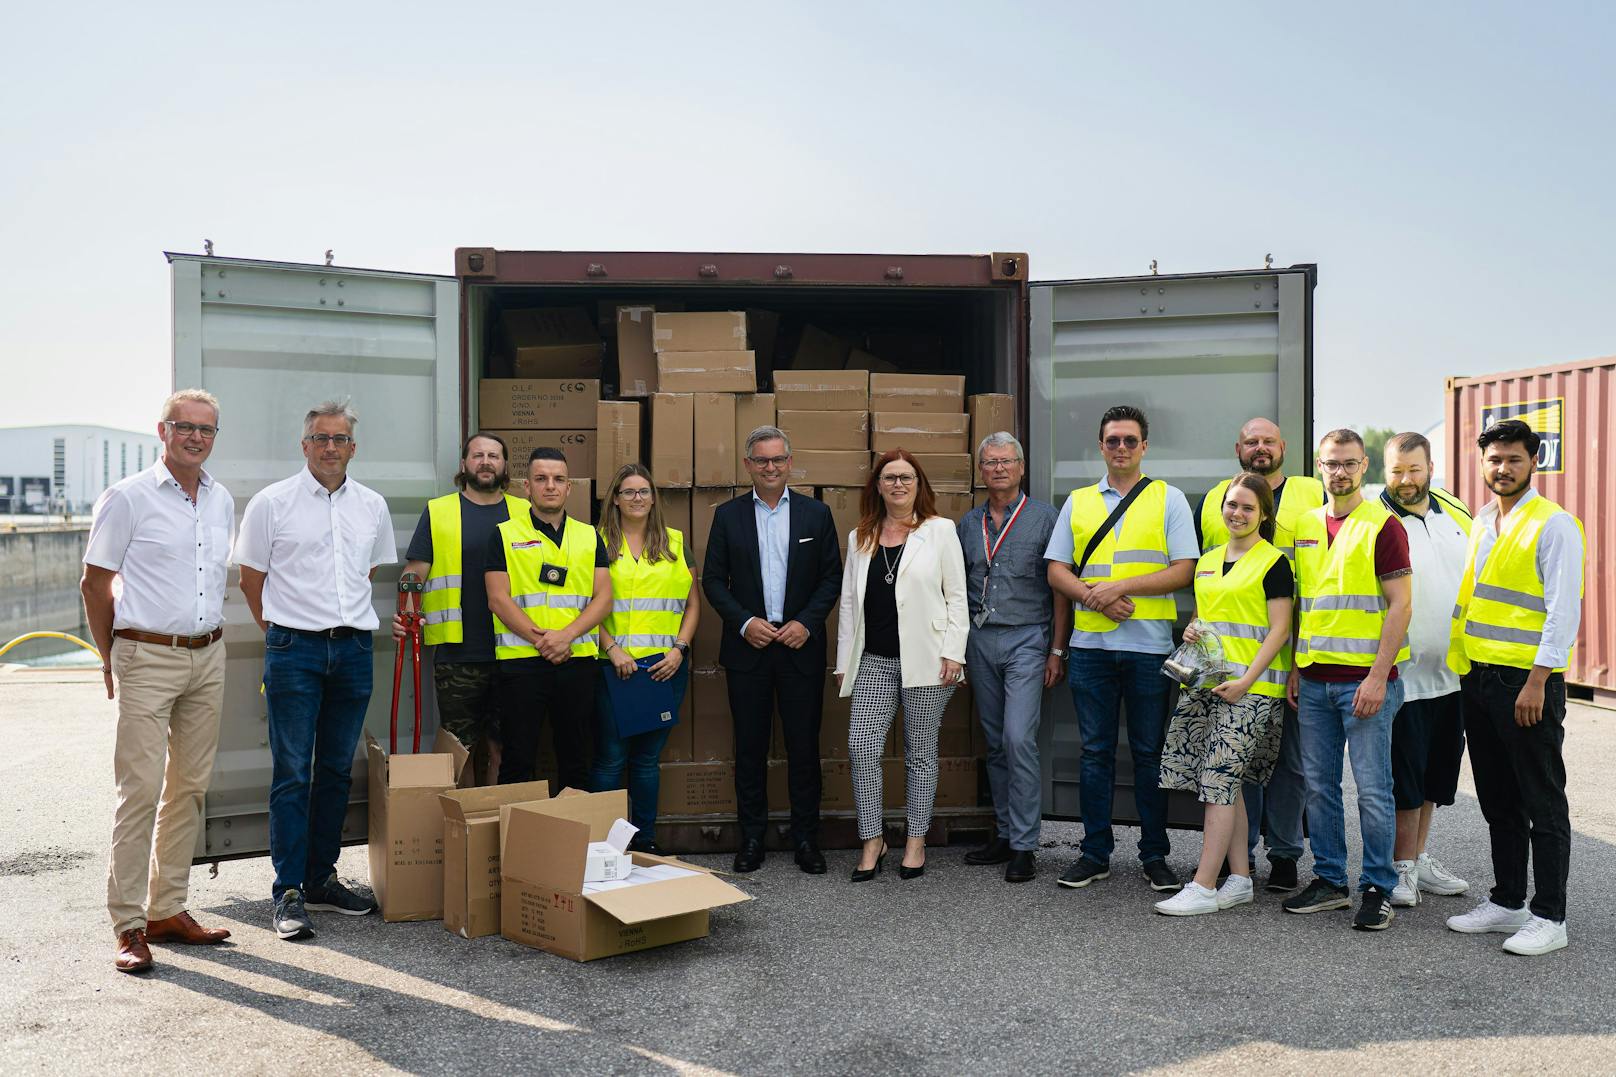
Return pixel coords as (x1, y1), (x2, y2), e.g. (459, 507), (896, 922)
(884, 572), (895, 584)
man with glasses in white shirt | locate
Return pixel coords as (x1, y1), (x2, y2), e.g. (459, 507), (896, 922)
(234, 400), (397, 941)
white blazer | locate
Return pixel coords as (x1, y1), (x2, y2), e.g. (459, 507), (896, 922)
(835, 516), (969, 696)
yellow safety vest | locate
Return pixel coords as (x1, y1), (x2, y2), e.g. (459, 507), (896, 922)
(1069, 480), (1177, 633)
(1293, 500), (1410, 668)
(1448, 494), (1584, 674)
(1193, 540), (1291, 698)
(603, 528), (693, 658)
(492, 510), (600, 660)
(421, 492), (526, 646)
(1200, 475), (1325, 560)
(1429, 486), (1474, 534)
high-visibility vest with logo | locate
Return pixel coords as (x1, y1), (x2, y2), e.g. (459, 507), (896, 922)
(492, 511), (600, 660)
(1193, 540), (1291, 698)
(421, 492), (526, 646)
(1293, 500), (1411, 668)
(1447, 494), (1584, 674)
(1200, 475), (1326, 560)
(1069, 481), (1177, 633)
(603, 528), (693, 658)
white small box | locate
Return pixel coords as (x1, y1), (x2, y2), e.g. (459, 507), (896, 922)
(584, 841), (633, 882)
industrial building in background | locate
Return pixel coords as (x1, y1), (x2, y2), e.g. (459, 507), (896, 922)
(0, 425), (162, 515)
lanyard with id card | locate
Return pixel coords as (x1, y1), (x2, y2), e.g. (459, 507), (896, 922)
(974, 493), (1028, 628)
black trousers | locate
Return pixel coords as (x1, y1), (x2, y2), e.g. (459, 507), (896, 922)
(494, 656), (597, 794)
(728, 644), (823, 844)
(1462, 664), (1570, 921)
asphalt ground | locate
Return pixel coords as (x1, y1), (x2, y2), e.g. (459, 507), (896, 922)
(4, 667), (1615, 1075)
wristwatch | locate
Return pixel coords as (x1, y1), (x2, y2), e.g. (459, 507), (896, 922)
(673, 640), (690, 655)
(1050, 647), (1067, 659)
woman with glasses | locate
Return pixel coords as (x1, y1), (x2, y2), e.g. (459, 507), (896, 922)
(591, 463), (699, 854)
(836, 449), (969, 881)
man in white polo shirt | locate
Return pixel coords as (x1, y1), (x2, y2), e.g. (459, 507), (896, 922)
(83, 388), (235, 974)
(235, 400), (396, 941)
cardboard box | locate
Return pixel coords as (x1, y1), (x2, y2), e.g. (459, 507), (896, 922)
(661, 713), (694, 763)
(690, 488), (738, 572)
(968, 393), (1016, 452)
(870, 412), (970, 454)
(658, 489), (692, 546)
(657, 351), (758, 394)
(652, 311), (749, 352)
(439, 780), (552, 939)
(693, 393), (738, 487)
(865, 331), (945, 369)
(502, 307), (603, 379)
(690, 667), (733, 761)
(510, 476), (593, 522)
(494, 429), (595, 480)
(844, 348), (899, 373)
(772, 370), (868, 412)
(480, 380), (601, 430)
(733, 392), (776, 477)
(595, 400), (642, 490)
(658, 763), (738, 814)
(791, 324), (851, 370)
(818, 487), (863, 549)
(934, 490), (976, 521)
(778, 409), (869, 452)
(788, 450), (870, 488)
(651, 394), (694, 488)
(880, 452), (971, 492)
(615, 306), (658, 396)
(692, 601), (723, 668)
(939, 682), (973, 757)
(934, 757), (979, 808)
(584, 841), (633, 882)
(820, 672), (850, 759)
(500, 790), (750, 961)
(869, 373), (966, 414)
(365, 731), (469, 923)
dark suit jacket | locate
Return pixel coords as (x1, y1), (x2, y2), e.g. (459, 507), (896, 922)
(702, 489), (842, 676)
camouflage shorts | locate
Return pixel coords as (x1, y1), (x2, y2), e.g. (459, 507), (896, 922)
(433, 662), (499, 745)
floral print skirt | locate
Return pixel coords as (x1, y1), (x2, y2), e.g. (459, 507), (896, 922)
(1159, 689), (1283, 806)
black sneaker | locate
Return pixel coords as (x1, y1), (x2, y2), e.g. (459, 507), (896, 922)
(305, 874), (378, 916)
(1282, 877), (1352, 914)
(273, 888), (315, 940)
(1143, 859), (1182, 892)
(1266, 856), (1299, 893)
(1353, 886), (1395, 931)
(1056, 858), (1110, 889)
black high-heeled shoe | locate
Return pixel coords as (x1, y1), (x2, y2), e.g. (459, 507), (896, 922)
(898, 861), (926, 880)
(851, 844), (887, 882)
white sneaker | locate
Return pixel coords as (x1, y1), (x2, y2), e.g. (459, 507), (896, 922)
(1215, 874), (1254, 909)
(1502, 916), (1568, 956)
(1391, 860), (1420, 907)
(1417, 852), (1470, 896)
(1446, 900), (1532, 934)
(1155, 882), (1219, 916)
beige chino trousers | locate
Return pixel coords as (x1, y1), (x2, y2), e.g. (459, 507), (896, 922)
(106, 636), (225, 936)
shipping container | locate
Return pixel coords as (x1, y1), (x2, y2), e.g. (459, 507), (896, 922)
(1445, 355), (1614, 704)
(168, 250), (1316, 861)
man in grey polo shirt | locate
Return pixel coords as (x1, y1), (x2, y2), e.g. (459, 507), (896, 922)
(958, 432), (1068, 882)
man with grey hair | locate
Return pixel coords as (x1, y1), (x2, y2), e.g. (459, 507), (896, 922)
(235, 400), (396, 940)
(958, 431), (1066, 882)
(703, 425), (842, 873)
(84, 388), (235, 973)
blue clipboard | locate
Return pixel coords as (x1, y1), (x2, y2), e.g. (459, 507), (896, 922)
(602, 654), (682, 737)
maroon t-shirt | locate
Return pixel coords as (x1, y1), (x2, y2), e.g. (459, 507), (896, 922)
(1301, 511), (1410, 683)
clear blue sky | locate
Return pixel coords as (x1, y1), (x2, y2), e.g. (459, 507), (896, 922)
(3, 2), (1612, 438)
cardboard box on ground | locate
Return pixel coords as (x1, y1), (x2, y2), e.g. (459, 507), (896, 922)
(365, 730), (470, 923)
(439, 780), (552, 939)
(501, 307), (603, 380)
(480, 380), (600, 430)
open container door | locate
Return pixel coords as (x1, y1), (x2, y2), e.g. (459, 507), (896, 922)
(168, 253), (459, 863)
(1028, 266), (1316, 826)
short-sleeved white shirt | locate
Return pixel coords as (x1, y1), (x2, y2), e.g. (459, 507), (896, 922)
(232, 468), (397, 631)
(83, 461), (235, 635)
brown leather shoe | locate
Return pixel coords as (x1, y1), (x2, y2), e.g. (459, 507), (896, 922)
(115, 929), (153, 973)
(146, 911), (231, 945)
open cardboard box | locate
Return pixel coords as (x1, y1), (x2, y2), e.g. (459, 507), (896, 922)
(500, 788), (751, 961)
(438, 780), (553, 939)
(365, 729), (471, 923)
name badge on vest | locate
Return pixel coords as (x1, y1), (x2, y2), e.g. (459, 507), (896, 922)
(539, 563), (569, 587)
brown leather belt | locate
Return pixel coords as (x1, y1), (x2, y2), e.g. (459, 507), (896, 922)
(113, 627), (224, 649)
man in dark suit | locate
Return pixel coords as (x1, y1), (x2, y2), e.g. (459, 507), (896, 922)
(703, 425), (842, 873)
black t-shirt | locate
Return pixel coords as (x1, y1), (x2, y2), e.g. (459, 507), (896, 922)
(1219, 551), (1294, 601)
(483, 509), (610, 574)
(862, 544), (904, 659)
(406, 495), (515, 664)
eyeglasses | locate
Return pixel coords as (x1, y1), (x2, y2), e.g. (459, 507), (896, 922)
(618, 488), (653, 501)
(880, 474), (917, 487)
(164, 421), (219, 439)
(748, 455), (790, 468)
(1102, 435), (1141, 450)
(304, 434), (355, 446)
(1318, 458), (1364, 473)
(980, 458), (1020, 471)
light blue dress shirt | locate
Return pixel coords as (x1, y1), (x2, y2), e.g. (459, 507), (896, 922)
(740, 486), (792, 636)
(1470, 488), (1584, 670)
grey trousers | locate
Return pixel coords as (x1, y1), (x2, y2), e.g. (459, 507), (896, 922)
(966, 623), (1047, 851)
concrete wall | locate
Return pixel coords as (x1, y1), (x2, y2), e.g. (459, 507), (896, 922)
(0, 528), (88, 641)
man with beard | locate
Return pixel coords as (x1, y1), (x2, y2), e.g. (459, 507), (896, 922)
(401, 433), (526, 784)
(1197, 417), (1324, 893)
(1445, 419), (1583, 956)
(1379, 433), (1473, 908)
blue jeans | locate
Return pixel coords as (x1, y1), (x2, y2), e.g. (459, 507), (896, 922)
(263, 627), (374, 900)
(1296, 675), (1402, 893)
(1244, 703), (1306, 862)
(590, 663), (687, 843)
(1068, 648), (1170, 866)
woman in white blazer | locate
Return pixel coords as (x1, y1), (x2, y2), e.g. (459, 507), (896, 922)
(836, 449), (969, 882)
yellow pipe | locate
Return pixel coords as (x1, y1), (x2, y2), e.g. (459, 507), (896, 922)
(0, 631), (103, 662)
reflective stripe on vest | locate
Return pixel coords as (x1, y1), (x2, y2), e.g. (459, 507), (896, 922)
(1068, 481), (1177, 633)
(493, 510), (600, 660)
(1293, 499), (1411, 668)
(602, 528), (693, 659)
(1200, 475), (1325, 560)
(1193, 539), (1291, 699)
(421, 493), (523, 646)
